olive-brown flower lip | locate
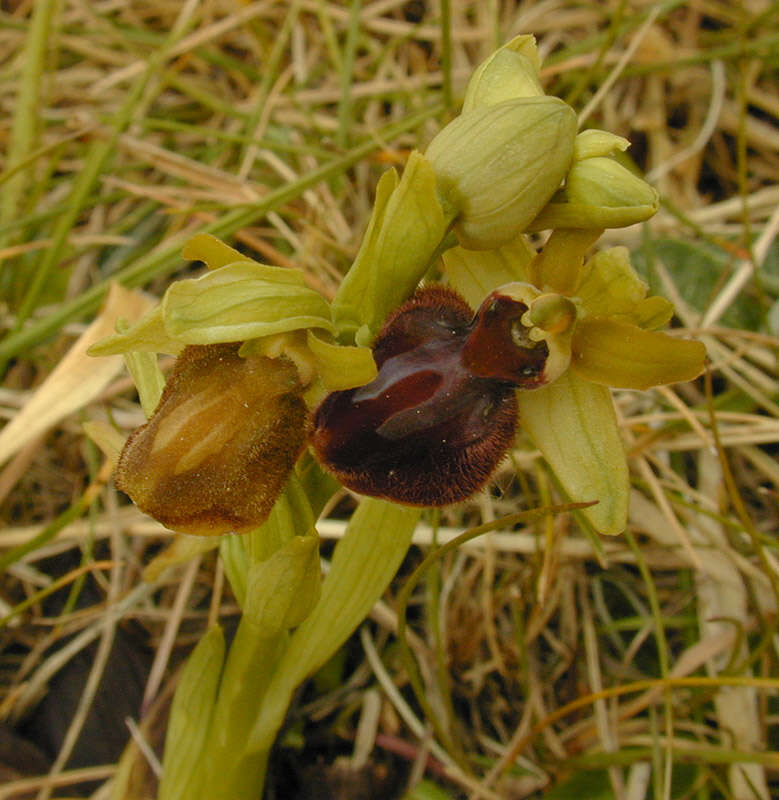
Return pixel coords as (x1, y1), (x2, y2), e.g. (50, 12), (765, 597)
(116, 343), (307, 535)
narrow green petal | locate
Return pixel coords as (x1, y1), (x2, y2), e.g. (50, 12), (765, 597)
(123, 348), (165, 417)
(571, 317), (706, 390)
(306, 330), (377, 391)
(517, 371), (629, 535)
(163, 264), (334, 343)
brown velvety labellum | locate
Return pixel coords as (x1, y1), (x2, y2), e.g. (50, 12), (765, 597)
(461, 294), (549, 387)
(116, 343), (306, 535)
(311, 286), (548, 506)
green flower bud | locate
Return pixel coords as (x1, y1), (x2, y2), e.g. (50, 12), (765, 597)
(463, 34), (544, 110)
(527, 155), (659, 231)
(426, 97), (577, 249)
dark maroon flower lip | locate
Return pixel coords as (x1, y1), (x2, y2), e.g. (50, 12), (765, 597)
(310, 285), (550, 506)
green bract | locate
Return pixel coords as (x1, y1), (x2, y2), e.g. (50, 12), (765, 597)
(331, 152), (449, 343)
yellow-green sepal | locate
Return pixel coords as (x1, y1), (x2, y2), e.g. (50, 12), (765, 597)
(331, 167), (399, 335)
(571, 317), (707, 390)
(517, 371), (629, 535)
(335, 152), (448, 340)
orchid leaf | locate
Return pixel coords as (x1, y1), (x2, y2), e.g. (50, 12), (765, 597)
(247, 499), (420, 754)
(158, 626), (225, 800)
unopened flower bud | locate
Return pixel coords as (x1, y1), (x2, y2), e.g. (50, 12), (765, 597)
(463, 35), (544, 110)
(565, 157), (659, 221)
(527, 145), (658, 232)
(426, 97), (577, 249)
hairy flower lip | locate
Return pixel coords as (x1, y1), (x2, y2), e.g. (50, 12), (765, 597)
(312, 286), (543, 506)
(116, 343), (307, 536)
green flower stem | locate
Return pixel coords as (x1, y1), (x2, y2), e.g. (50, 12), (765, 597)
(198, 621), (287, 800)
